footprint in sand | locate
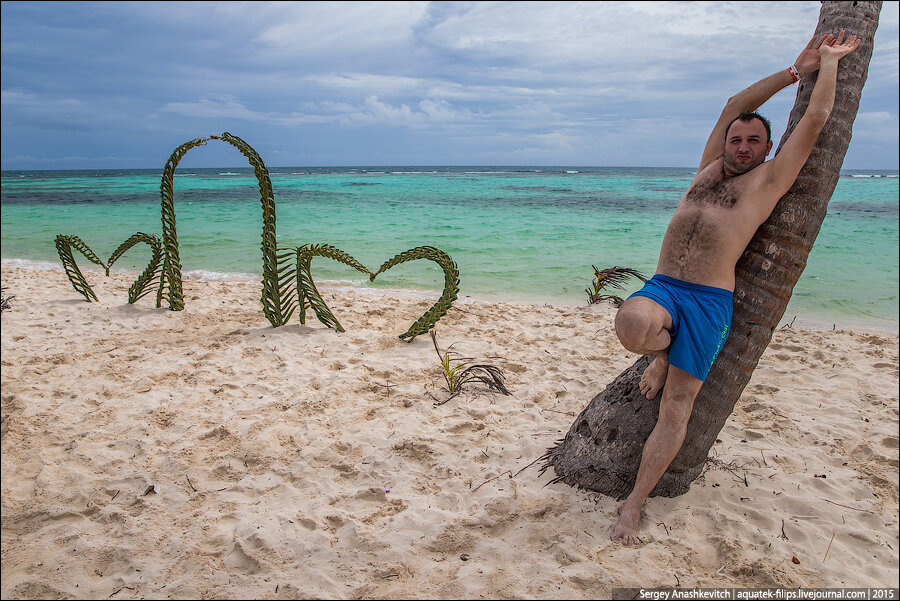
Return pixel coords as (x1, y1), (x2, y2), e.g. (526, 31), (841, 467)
(225, 541), (262, 574)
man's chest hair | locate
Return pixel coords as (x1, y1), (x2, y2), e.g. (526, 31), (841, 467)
(683, 164), (758, 209)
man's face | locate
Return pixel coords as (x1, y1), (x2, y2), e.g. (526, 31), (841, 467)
(723, 118), (773, 175)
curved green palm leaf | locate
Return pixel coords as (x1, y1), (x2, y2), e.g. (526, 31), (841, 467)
(372, 246), (460, 340)
(55, 235), (107, 302)
(107, 233), (164, 304)
(296, 244), (373, 332)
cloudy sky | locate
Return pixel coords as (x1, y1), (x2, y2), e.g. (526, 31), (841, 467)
(2, 1), (898, 170)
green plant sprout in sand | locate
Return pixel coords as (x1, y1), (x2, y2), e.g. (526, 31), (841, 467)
(55, 133), (459, 340)
(586, 265), (646, 307)
(1, 287), (14, 312)
(430, 330), (510, 406)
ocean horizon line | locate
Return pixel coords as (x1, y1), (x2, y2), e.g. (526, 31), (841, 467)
(2, 165), (898, 175)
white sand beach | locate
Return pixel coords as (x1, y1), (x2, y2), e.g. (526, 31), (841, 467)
(1, 265), (897, 599)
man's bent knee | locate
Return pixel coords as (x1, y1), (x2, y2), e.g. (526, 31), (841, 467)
(614, 305), (648, 352)
(615, 298), (668, 353)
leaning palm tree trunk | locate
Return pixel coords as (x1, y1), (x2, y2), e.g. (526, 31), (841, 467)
(542, 1), (882, 499)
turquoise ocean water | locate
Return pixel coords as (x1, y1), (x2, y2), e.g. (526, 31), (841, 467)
(1, 166), (897, 331)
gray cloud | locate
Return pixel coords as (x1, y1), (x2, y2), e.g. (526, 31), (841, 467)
(1, 1), (897, 169)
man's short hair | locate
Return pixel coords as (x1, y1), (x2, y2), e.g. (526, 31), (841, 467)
(725, 111), (772, 143)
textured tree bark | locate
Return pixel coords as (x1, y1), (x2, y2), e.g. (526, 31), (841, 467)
(541, 1), (882, 499)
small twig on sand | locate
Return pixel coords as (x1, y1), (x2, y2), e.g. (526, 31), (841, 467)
(471, 470), (512, 492)
(513, 456), (543, 477)
(815, 496), (875, 514)
(541, 408), (576, 417)
(375, 380), (396, 397)
(823, 532), (835, 563)
(431, 391), (461, 406)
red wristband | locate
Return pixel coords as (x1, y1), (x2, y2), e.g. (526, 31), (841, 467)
(788, 65), (800, 82)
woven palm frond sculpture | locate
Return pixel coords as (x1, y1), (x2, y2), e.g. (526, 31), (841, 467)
(55, 134), (460, 338)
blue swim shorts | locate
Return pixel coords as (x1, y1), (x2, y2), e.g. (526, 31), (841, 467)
(628, 274), (733, 381)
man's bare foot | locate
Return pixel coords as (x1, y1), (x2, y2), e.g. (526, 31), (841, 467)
(639, 356), (668, 400)
(611, 504), (642, 545)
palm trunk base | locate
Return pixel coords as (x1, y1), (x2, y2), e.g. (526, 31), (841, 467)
(540, 355), (702, 499)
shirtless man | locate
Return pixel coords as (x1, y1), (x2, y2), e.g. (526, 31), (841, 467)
(611, 31), (860, 545)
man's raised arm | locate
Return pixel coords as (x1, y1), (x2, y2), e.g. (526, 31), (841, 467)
(760, 30), (861, 199)
(697, 33), (834, 172)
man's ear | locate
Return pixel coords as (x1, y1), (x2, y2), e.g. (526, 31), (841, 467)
(766, 140), (773, 156)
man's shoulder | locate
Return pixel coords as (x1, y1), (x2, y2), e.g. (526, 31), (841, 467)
(695, 156), (724, 178)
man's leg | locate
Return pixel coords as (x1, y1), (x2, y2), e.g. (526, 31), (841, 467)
(611, 365), (704, 545)
(615, 296), (673, 399)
